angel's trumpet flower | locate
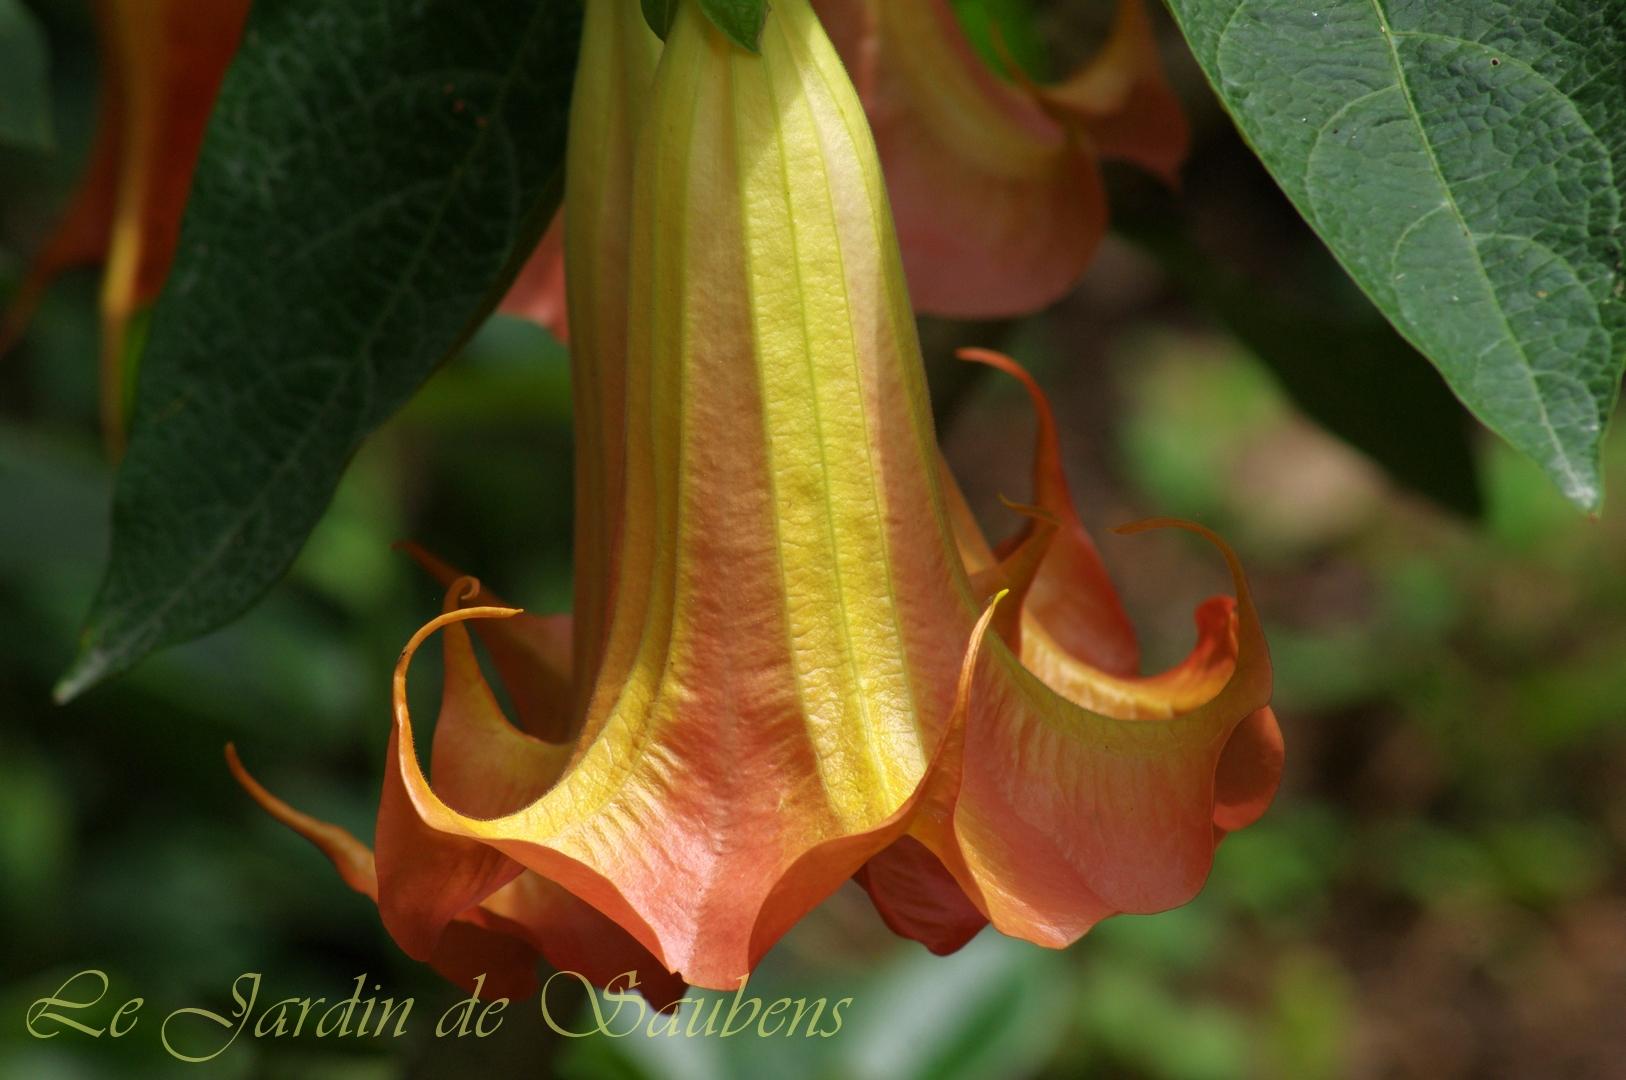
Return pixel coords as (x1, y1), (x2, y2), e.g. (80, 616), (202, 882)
(233, 0), (1278, 1000)
(815, 0), (1188, 317)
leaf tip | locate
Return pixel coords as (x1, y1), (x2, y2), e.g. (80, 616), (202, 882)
(53, 647), (113, 705)
(1550, 455), (1605, 516)
(698, 0), (766, 53)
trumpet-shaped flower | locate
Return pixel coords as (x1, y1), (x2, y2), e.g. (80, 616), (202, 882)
(232, 0), (1279, 1001)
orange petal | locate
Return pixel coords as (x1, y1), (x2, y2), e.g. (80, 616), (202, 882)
(230, 727), (674, 1005)
(1213, 706), (1285, 835)
(746, 594), (1004, 972)
(225, 745), (543, 1000)
(373, 581), (573, 962)
(938, 521), (1274, 944)
(959, 348), (1139, 677)
(272, 0), (1268, 993)
(396, 543), (576, 741)
(375, 1), (992, 991)
(3, 0), (249, 453)
(817, 0), (1188, 318)
(498, 212), (570, 342)
(479, 873), (688, 1011)
(854, 836), (987, 955)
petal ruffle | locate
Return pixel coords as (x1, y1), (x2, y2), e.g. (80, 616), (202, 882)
(373, 581), (574, 962)
(936, 520), (1275, 944)
(227, 583), (679, 1007)
(919, 352), (1283, 942)
(225, 745), (544, 1001)
(959, 347), (1140, 677)
(397, 543), (576, 741)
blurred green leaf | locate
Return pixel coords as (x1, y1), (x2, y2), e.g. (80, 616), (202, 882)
(1264, 952), (1352, 1080)
(950, 0), (1047, 78)
(0, 0), (52, 150)
(1076, 967), (1252, 1080)
(563, 934), (1068, 1080)
(1487, 817), (1609, 908)
(57, 0), (583, 700)
(1164, 0), (1626, 511)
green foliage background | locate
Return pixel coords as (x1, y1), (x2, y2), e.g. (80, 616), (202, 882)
(3, 2), (1624, 1077)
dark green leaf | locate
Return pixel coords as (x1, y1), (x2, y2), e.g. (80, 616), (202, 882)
(641, 0), (679, 40)
(698, 0), (767, 52)
(0, 0), (52, 150)
(1165, 0), (1626, 511)
(56, 0), (583, 701)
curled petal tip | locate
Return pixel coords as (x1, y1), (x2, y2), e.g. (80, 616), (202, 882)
(1111, 516), (1210, 537)
(993, 495), (1060, 528)
(447, 576), (483, 605)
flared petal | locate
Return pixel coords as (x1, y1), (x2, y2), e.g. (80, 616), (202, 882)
(376, 0), (985, 989)
(813, 0), (1186, 318)
(959, 348), (1140, 676)
(225, 745), (545, 1001)
(3, 0), (249, 453)
(238, 0), (1271, 993)
(923, 354), (1274, 936)
(397, 542), (575, 740)
(497, 212), (570, 342)
(939, 521), (1275, 945)
(373, 582), (574, 963)
(227, 581), (683, 1006)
